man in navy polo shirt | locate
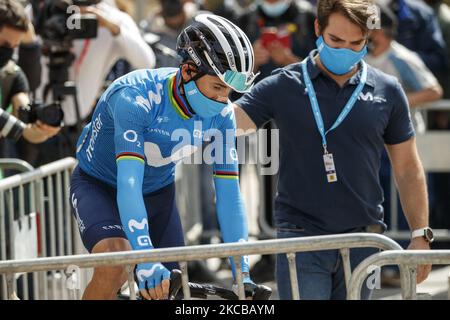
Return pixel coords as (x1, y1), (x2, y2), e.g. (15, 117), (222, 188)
(233, 0), (432, 299)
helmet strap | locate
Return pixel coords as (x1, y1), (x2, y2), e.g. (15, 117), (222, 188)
(179, 62), (206, 85)
(177, 63), (206, 114)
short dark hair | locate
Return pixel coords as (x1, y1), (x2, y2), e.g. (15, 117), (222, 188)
(317, 0), (376, 35)
(0, 0), (29, 32)
(160, 0), (184, 18)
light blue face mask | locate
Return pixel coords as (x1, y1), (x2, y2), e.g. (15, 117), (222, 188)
(183, 80), (227, 118)
(259, 0), (291, 18)
(316, 36), (368, 75)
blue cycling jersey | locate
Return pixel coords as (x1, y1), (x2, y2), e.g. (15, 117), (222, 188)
(77, 68), (238, 193)
(75, 68), (249, 277)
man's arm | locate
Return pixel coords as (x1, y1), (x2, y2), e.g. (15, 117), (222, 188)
(109, 6), (156, 69)
(406, 85), (442, 108)
(112, 89), (151, 251)
(386, 137), (428, 230)
(233, 103), (257, 135)
(232, 72), (278, 135)
(80, 6), (121, 36)
(213, 109), (251, 281)
(81, 5), (156, 68)
(385, 137), (431, 283)
(112, 87), (169, 300)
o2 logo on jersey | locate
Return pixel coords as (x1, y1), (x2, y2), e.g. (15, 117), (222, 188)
(123, 130), (142, 148)
(137, 235), (152, 247)
(124, 130), (138, 142)
(128, 218), (148, 233)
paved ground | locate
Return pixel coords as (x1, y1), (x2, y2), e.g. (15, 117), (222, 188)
(198, 257), (450, 300)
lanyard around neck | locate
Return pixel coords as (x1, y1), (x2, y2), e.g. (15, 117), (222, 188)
(301, 57), (367, 153)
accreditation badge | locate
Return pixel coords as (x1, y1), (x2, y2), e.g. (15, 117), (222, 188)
(323, 153), (337, 183)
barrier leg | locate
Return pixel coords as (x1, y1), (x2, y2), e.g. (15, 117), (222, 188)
(126, 265), (136, 300)
(399, 264), (411, 300)
(287, 253), (300, 300)
(180, 261), (191, 300)
(6, 273), (18, 300)
(233, 256), (245, 300)
(448, 272), (450, 300)
(402, 266), (417, 300)
(340, 248), (352, 297)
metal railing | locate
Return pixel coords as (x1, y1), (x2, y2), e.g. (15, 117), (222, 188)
(0, 159), (34, 173)
(348, 250), (450, 300)
(0, 157), (83, 300)
(0, 233), (406, 300)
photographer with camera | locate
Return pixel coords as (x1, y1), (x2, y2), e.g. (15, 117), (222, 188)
(31, 0), (155, 128)
(25, 0), (155, 164)
(0, 0), (60, 148)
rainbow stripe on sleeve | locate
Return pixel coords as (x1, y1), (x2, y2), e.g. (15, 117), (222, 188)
(116, 152), (145, 164)
(213, 170), (239, 180)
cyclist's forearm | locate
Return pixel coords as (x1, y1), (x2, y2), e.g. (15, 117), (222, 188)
(214, 177), (250, 276)
(116, 159), (153, 251)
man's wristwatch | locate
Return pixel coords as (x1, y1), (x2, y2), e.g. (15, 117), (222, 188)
(411, 227), (434, 243)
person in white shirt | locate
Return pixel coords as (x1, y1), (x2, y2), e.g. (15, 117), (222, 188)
(33, 0), (156, 126)
(365, 4), (442, 133)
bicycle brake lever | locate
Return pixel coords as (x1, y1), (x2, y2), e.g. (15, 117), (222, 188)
(252, 284), (272, 300)
(168, 269), (182, 300)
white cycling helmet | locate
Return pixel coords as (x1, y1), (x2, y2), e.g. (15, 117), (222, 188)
(177, 13), (259, 93)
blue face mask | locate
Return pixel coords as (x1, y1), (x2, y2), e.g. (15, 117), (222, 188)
(183, 80), (227, 118)
(260, 0), (291, 18)
(316, 36), (368, 75)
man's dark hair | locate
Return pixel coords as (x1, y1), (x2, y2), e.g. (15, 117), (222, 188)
(0, 0), (29, 32)
(160, 0), (184, 18)
(317, 0), (376, 35)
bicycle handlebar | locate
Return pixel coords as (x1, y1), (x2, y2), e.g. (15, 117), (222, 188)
(168, 269), (272, 300)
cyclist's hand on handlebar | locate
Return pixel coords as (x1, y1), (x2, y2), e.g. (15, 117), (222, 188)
(136, 262), (170, 300)
(243, 276), (258, 300)
(244, 281), (273, 300)
(233, 275), (272, 300)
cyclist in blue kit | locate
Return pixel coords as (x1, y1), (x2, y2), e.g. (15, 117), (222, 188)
(70, 14), (261, 300)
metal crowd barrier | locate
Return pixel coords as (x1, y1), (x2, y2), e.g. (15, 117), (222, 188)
(348, 250), (450, 300)
(0, 157), (85, 300)
(0, 233), (407, 300)
(0, 159), (34, 173)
